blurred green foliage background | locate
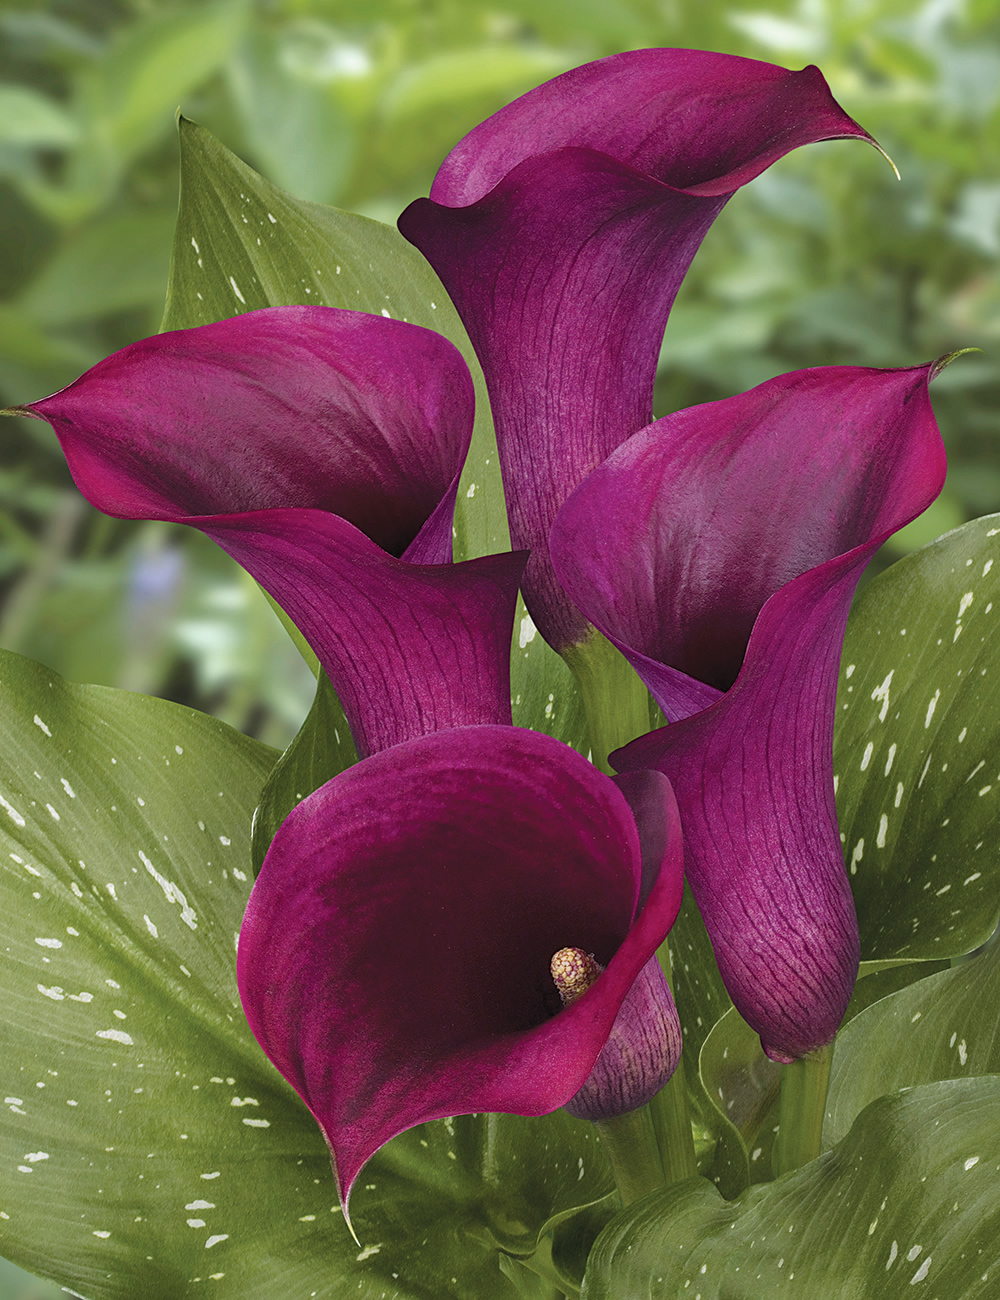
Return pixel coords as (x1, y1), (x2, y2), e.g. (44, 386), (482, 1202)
(0, 0), (998, 1288)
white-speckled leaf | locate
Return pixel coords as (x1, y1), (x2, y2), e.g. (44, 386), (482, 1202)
(696, 964), (946, 1193)
(162, 117), (508, 565)
(834, 516), (1000, 961)
(581, 1077), (1000, 1299)
(0, 650), (614, 1296)
(349, 1111), (615, 1298)
(509, 597), (587, 749)
(697, 1008), (780, 1189)
(825, 941), (1000, 1150)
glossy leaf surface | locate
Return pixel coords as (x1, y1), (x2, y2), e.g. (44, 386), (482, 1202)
(835, 515), (1000, 959)
(582, 1078), (1000, 1298)
(825, 940), (1000, 1149)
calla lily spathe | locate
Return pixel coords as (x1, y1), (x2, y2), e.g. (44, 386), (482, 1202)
(399, 48), (878, 652)
(237, 725), (685, 1209)
(550, 364), (947, 1061)
(17, 305), (524, 757)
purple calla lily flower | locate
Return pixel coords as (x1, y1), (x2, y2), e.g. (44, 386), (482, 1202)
(550, 363), (947, 1062)
(15, 305), (525, 756)
(399, 49), (878, 652)
(237, 725), (684, 1210)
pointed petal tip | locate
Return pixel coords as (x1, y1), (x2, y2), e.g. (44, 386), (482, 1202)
(870, 136), (901, 181)
(333, 1175), (356, 1240)
(931, 347), (983, 382)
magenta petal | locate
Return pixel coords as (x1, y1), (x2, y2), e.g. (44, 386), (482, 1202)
(26, 305), (473, 563)
(399, 50), (874, 647)
(552, 365), (946, 720)
(21, 304), (523, 753)
(237, 726), (684, 1206)
(616, 561), (865, 1063)
(425, 50), (875, 207)
(201, 511), (525, 755)
(570, 365), (945, 1061)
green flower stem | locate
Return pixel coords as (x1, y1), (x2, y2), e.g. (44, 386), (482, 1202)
(649, 1067), (699, 1185)
(651, 940), (699, 1183)
(561, 628), (651, 775)
(594, 1104), (665, 1206)
(772, 1040), (835, 1176)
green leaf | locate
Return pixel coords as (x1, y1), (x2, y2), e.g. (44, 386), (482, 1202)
(350, 1112), (614, 1299)
(249, 672), (357, 876)
(226, 29), (356, 206)
(826, 939), (1000, 1149)
(835, 515), (1000, 961)
(664, 888), (745, 1198)
(380, 46), (574, 121)
(693, 963), (945, 1192)
(86, 2), (246, 162)
(581, 1077), (1000, 1298)
(162, 117), (508, 564)
(667, 887), (733, 1072)
(19, 208), (176, 326)
(510, 597), (587, 747)
(0, 85), (80, 148)
(697, 1007), (781, 1185)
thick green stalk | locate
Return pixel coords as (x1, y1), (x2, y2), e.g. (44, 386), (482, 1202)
(561, 628), (651, 774)
(772, 1040), (835, 1176)
(649, 1067), (698, 1185)
(594, 1104), (665, 1205)
(650, 940), (698, 1182)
